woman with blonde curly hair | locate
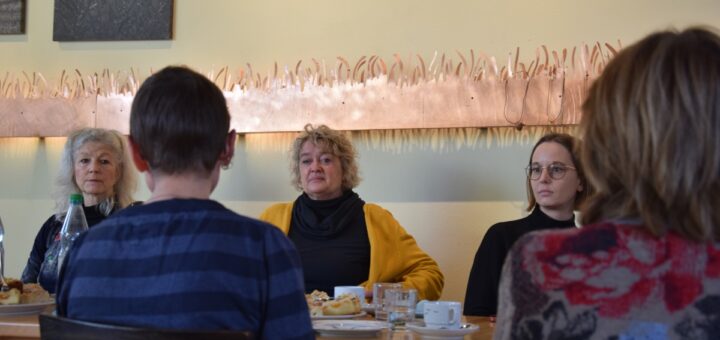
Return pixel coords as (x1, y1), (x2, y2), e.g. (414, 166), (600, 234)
(494, 27), (720, 339)
(22, 128), (137, 293)
(260, 124), (444, 300)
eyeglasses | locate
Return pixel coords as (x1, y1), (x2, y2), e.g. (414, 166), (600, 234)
(525, 164), (576, 180)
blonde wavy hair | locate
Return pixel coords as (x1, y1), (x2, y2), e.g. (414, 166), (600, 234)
(290, 124), (361, 192)
(580, 26), (720, 242)
(53, 128), (137, 220)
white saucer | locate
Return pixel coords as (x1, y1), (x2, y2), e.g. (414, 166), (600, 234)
(407, 322), (480, 339)
(313, 319), (388, 337)
(312, 311), (367, 320)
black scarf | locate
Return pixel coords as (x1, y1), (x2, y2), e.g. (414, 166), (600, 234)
(291, 190), (365, 239)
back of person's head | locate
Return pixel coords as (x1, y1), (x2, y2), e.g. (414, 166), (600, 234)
(55, 128), (137, 218)
(525, 132), (587, 211)
(580, 26), (720, 241)
(130, 66), (230, 175)
(290, 123), (360, 191)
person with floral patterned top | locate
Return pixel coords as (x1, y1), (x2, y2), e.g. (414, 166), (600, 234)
(494, 27), (720, 340)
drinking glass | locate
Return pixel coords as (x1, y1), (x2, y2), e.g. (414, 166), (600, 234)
(0, 216), (7, 291)
(384, 288), (417, 329)
(372, 282), (402, 320)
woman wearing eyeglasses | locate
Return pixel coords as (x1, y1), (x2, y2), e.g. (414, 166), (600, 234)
(495, 27), (720, 340)
(463, 133), (587, 317)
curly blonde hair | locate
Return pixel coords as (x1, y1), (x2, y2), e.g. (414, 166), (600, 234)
(53, 128), (137, 220)
(289, 124), (361, 192)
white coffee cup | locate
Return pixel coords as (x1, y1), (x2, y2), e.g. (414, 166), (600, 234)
(334, 286), (365, 302)
(423, 301), (462, 329)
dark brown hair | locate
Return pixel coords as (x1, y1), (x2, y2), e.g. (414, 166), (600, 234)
(580, 27), (720, 241)
(130, 66), (230, 175)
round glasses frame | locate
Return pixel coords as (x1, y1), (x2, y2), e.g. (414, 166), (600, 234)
(525, 164), (577, 180)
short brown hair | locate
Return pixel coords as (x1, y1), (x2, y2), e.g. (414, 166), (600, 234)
(130, 66), (230, 175)
(525, 133), (587, 211)
(290, 124), (360, 191)
(580, 27), (720, 242)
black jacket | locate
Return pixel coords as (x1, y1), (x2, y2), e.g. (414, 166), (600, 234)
(21, 205), (114, 292)
(463, 206), (576, 316)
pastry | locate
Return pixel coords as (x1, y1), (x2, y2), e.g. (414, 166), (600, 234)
(0, 288), (21, 305)
(6, 278), (23, 291)
(321, 293), (361, 315)
(20, 283), (51, 304)
(0, 279), (51, 305)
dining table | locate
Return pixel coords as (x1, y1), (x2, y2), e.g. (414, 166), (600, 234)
(313, 315), (495, 339)
(0, 312), (494, 339)
(0, 310), (49, 340)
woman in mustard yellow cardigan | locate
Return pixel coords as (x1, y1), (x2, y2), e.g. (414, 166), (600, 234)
(260, 124), (443, 301)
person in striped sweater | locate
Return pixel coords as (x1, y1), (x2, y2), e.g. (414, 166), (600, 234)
(56, 66), (314, 340)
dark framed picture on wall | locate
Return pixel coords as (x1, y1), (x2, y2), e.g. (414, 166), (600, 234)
(0, 0), (26, 34)
(53, 0), (174, 41)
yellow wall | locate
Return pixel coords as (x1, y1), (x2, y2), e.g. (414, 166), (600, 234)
(0, 0), (718, 304)
(3, 0), (718, 77)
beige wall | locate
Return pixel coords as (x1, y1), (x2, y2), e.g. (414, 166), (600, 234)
(2, 0), (718, 77)
(0, 0), (718, 303)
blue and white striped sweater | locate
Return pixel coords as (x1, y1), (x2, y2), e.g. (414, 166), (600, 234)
(56, 199), (314, 340)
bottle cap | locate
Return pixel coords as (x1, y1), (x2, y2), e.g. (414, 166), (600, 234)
(69, 193), (83, 204)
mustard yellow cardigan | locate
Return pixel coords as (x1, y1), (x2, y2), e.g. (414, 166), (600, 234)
(259, 202), (444, 300)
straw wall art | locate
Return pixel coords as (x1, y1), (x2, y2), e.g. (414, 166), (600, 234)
(0, 0), (25, 34)
(0, 42), (619, 141)
(53, 0), (173, 41)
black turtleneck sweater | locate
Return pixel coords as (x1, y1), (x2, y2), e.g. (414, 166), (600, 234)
(463, 206), (576, 316)
(289, 191), (370, 295)
(21, 205), (114, 292)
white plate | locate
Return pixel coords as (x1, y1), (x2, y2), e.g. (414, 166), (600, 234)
(407, 322), (480, 340)
(313, 319), (388, 337)
(312, 311), (367, 320)
(0, 301), (54, 316)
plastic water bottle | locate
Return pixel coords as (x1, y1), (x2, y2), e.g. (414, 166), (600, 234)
(38, 193), (88, 293)
(56, 193), (89, 277)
